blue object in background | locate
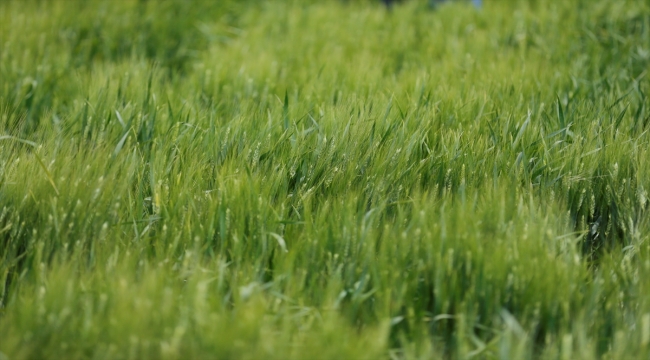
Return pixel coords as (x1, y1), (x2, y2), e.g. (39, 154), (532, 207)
(428, 0), (483, 8)
(385, 0), (483, 9)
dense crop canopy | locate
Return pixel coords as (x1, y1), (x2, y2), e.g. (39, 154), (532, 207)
(1, 0), (649, 358)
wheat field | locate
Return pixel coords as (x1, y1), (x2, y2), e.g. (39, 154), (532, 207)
(1, 0), (649, 358)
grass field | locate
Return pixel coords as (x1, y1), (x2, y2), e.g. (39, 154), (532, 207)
(1, 0), (649, 358)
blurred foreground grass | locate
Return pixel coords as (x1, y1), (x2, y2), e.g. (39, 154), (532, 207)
(1, 0), (649, 358)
